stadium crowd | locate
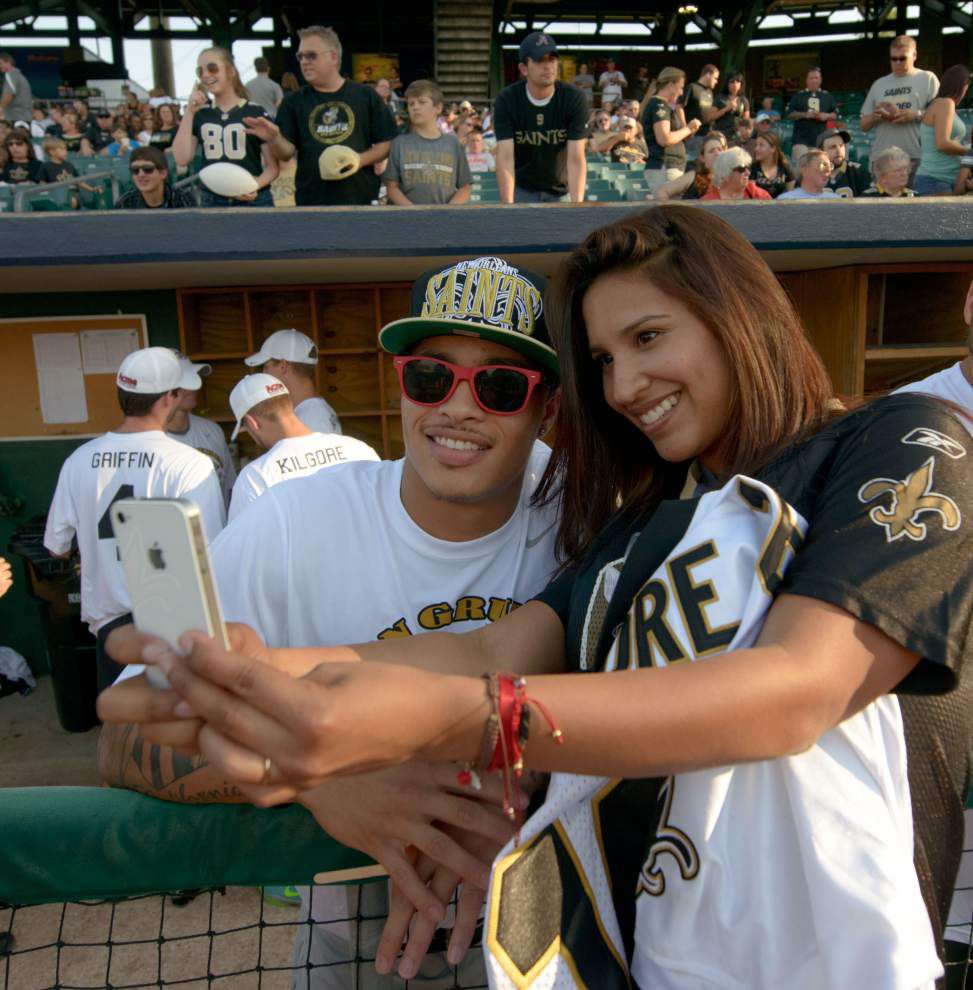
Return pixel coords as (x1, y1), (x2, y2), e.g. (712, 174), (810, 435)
(1, 27), (971, 209)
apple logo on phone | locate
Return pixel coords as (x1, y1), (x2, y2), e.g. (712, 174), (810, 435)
(148, 543), (166, 570)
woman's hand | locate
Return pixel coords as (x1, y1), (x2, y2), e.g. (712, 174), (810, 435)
(188, 84), (209, 113)
(234, 189), (259, 202)
(149, 631), (488, 793)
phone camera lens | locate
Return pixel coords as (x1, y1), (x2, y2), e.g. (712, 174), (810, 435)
(117, 512), (126, 524)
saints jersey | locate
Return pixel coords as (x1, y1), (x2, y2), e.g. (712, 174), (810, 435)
(496, 395), (971, 989)
(167, 413), (237, 504)
(192, 101), (269, 177)
(227, 431), (378, 522)
(44, 430), (226, 635)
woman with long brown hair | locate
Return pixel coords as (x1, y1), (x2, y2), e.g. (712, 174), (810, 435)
(654, 130), (726, 200)
(150, 102), (180, 151)
(172, 46), (278, 206)
(750, 128), (794, 197)
(103, 207), (969, 989)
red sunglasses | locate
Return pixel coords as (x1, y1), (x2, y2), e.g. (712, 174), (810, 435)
(393, 355), (544, 415)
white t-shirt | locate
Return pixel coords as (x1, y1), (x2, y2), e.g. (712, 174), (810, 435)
(861, 69), (939, 161)
(895, 361), (973, 434)
(777, 186), (841, 199)
(467, 150), (496, 173)
(167, 413), (237, 504)
(294, 396), (341, 435)
(598, 70), (627, 105)
(43, 430), (225, 634)
(227, 431), (379, 522)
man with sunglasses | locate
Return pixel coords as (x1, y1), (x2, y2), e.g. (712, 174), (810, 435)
(241, 25), (396, 206)
(114, 146), (196, 209)
(99, 256), (560, 988)
(861, 36), (938, 185)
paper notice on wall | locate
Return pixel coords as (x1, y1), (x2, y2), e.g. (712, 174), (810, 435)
(80, 328), (141, 374)
(33, 333), (88, 424)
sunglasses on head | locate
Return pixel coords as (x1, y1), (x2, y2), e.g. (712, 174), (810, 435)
(196, 62), (221, 77)
(394, 355), (545, 415)
(131, 164), (158, 175)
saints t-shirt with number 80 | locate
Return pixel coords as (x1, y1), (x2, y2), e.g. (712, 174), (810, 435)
(44, 430), (225, 635)
(191, 100), (271, 179)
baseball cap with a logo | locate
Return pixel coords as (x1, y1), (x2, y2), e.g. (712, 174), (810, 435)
(229, 374), (290, 439)
(518, 31), (557, 63)
(172, 349), (212, 390)
(379, 257), (558, 378)
(245, 329), (319, 368)
(319, 144), (361, 180)
(116, 347), (183, 394)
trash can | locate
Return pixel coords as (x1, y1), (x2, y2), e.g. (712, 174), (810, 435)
(8, 517), (98, 732)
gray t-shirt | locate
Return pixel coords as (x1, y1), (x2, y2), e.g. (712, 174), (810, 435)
(573, 73), (595, 105)
(862, 69), (939, 161)
(384, 131), (472, 204)
(2, 66), (33, 126)
(246, 74), (284, 118)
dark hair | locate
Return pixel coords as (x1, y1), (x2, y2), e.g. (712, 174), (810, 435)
(4, 127), (36, 160)
(117, 387), (173, 417)
(537, 206), (835, 565)
(0, 51), (13, 64)
(281, 71), (300, 92)
(725, 72), (744, 89)
(939, 65), (971, 103)
(753, 129), (791, 175)
(254, 56), (270, 72)
(130, 145), (167, 171)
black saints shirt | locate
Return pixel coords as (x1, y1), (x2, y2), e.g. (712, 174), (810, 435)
(1, 160), (42, 183)
(786, 88), (837, 147)
(493, 80), (588, 195)
(37, 160), (78, 184)
(276, 80), (397, 206)
(642, 97), (686, 171)
(192, 101), (269, 177)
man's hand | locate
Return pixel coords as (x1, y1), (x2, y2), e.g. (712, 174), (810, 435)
(242, 116), (280, 142)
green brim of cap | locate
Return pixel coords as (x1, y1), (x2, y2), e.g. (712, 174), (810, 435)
(379, 318), (559, 379)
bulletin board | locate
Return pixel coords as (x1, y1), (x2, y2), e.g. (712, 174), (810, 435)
(0, 315), (147, 440)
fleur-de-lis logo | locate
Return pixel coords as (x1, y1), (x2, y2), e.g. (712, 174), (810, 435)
(858, 457), (961, 543)
(638, 777), (699, 897)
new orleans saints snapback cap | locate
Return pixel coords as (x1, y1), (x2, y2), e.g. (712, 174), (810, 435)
(379, 257), (559, 378)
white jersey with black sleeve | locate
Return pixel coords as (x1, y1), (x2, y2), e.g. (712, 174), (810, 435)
(43, 430), (225, 635)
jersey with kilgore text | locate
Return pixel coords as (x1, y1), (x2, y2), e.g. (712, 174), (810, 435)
(191, 100), (269, 177)
(493, 80), (587, 195)
(44, 430), (225, 634)
(228, 431), (378, 522)
(508, 396), (970, 989)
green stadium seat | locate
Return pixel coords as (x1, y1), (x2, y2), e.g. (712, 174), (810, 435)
(585, 188), (625, 202)
(0, 186), (13, 212)
(470, 189), (500, 203)
(24, 185), (73, 211)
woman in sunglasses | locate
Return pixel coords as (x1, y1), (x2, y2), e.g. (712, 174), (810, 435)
(173, 46), (278, 206)
(700, 146), (771, 199)
(1, 126), (41, 184)
(103, 208), (969, 989)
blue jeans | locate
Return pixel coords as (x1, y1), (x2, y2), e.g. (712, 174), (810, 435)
(514, 186), (567, 203)
(200, 186), (274, 207)
(913, 174), (954, 196)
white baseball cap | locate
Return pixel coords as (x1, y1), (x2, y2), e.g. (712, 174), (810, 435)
(116, 347), (183, 394)
(229, 374), (290, 439)
(244, 329), (319, 368)
(172, 350), (212, 390)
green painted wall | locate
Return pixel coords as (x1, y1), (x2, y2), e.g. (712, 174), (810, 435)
(1, 290), (178, 673)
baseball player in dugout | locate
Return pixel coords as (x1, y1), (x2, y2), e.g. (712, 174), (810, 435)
(243, 328), (341, 435)
(44, 347), (225, 692)
(98, 256), (562, 987)
(226, 372), (379, 522)
(165, 351), (238, 506)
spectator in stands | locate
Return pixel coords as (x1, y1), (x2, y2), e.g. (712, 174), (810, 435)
(786, 68), (837, 162)
(655, 131), (727, 201)
(642, 66), (701, 195)
(38, 136), (78, 183)
(587, 109), (615, 154)
(914, 64), (971, 196)
(621, 99), (642, 121)
(712, 72), (750, 139)
(1, 127), (40, 183)
(778, 148), (840, 199)
(861, 36), (939, 185)
(609, 116), (648, 166)
(734, 116), (756, 155)
(0, 125), (7, 170)
(465, 127), (495, 172)
(957, 141), (973, 196)
(280, 71), (299, 94)
(59, 110), (92, 155)
(702, 146), (771, 200)
(682, 64), (720, 153)
(453, 113), (476, 147)
(494, 31), (587, 203)
(242, 25), (396, 207)
(861, 146), (916, 197)
(103, 123), (140, 157)
(150, 103), (179, 151)
(175, 46), (278, 207)
(136, 114), (154, 145)
(573, 62), (595, 106)
(44, 104), (63, 137)
(750, 130), (794, 198)
(0, 51), (33, 127)
(375, 77), (399, 113)
(599, 58), (627, 108)
(88, 109), (115, 153)
(126, 112), (144, 140)
(72, 98), (92, 135)
(30, 104), (52, 141)
(753, 110), (776, 140)
(114, 146), (196, 209)
(820, 129), (870, 197)
(246, 56), (283, 118)
(632, 65), (652, 103)
(759, 95), (781, 121)
(385, 79), (471, 205)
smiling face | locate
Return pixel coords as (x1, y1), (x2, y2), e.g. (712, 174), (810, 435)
(583, 272), (732, 473)
(196, 51), (227, 94)
(701, 136), (726, 170)
(398, 334), (557, 534)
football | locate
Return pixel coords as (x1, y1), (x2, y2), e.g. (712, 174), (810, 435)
(198, 162), (259, 197)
